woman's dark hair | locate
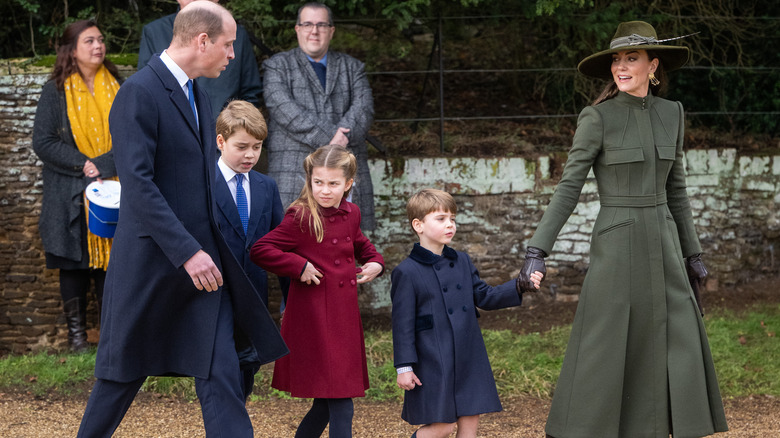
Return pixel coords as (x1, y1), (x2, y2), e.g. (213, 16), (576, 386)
(592, 50), (668, 106)
(50, 20), (120, 90)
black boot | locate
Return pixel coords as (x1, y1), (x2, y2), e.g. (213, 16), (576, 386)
(63, 297), (89, 352)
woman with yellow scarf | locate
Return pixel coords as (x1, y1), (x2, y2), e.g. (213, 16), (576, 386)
(33, 20), (121, 352)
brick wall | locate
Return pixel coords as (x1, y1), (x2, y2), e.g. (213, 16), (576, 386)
(2, 70), (779, 353)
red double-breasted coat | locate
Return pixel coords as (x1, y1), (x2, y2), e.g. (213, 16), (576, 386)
(250, 200), (383, 398)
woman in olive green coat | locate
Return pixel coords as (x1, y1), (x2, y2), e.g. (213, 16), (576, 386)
(516, 21), (728, 438)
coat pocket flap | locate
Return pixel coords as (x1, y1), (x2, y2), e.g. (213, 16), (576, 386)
(655, 144), (677, 160)
(604, 146), (644, 165)
(415, 314), (433, 332)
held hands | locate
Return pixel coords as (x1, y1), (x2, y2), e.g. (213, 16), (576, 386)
(356, 262), (382, 284)
(397, 371), (422, 391)
(183, 250), (223, 292)
(300, 261), (324, 285)
(516, 246), (547, 294)
(329, 127), (351, 146)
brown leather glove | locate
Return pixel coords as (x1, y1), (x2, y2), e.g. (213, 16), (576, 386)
(516, 246), (547, 294)
(685, 253), (708, 316)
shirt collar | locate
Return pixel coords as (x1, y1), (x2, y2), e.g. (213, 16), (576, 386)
(217, 157), (248, 183)
(159, 50), (190, 90)
(306, 53), (328, 66)
(408, 243), (458, 265)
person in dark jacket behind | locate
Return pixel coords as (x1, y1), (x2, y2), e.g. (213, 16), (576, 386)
(515, 21), (729, 438)
(32, 19), (121, 352)
(391, 188), (541, 438)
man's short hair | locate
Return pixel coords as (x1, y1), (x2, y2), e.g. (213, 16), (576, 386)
(297, 2), (333, 25)
(172, 2), (225, 46)
(216, 100), (267, 141)
(406, 188), (457, 233)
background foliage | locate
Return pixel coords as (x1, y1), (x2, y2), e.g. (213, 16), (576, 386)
(2, 0), (778, 137)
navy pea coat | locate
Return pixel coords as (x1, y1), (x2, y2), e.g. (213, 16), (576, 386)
(95, 55), (287, 382)
(391, 244), (522, 425)
(214, 167), (287, 308)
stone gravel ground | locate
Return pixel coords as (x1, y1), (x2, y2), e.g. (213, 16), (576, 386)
(1, 391), (778, 437)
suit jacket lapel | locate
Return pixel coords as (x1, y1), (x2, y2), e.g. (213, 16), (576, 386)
(149, 56), (201, 141)
(245, 176), (267, 241)
(215, 166), (246, 240)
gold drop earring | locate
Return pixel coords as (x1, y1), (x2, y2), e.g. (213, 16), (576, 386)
(649, 72), (660, 86)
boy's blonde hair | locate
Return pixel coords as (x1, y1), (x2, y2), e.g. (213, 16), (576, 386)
(216, 100), (267, 141)
(292, 144), (358, 243)
(406, 188), (457, 233)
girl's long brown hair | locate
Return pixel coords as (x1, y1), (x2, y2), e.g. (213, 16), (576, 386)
(50, 20), (120, 90)
(592, 50), (668, 106)
(292, 145), (358, 242)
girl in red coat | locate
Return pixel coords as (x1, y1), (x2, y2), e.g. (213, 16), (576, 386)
(251, 144), (384, 437)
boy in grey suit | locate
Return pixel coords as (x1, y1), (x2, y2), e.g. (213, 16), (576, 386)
(263, 2), (376, 230)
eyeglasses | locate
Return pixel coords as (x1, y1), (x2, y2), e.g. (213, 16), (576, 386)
(298, 22), (333, 31)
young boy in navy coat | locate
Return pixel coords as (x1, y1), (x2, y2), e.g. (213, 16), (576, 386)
(391, 188), (543, 438)
(214, 100), (288, 400)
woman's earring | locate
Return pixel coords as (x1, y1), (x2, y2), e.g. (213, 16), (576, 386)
(649, 72), (660, 86)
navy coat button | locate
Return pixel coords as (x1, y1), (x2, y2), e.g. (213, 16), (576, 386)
(462, 305), (468, 312)
(435, 265), (440, 271)
(443, 287), (448, 292)
(448, 308), (453, 314)
(449, 262), (454, 267)
(456, 284), (462, 289)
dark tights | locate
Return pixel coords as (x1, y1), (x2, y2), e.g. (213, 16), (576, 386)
(294, 398), (354, 438)
(59, 269), (105, 303)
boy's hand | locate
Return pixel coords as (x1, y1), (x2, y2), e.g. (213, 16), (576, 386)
(300, 262), (323, 285)
(397, 371), (422, 391)
(356, 262), (382, 284)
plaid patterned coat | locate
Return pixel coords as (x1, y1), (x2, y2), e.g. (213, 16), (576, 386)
(263, 47), (375, 230)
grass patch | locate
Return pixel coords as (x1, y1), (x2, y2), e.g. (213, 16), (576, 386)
(2, 305), (779, 401)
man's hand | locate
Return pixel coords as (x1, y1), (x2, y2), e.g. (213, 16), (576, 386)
(397, 371), (422, 391)
(329, 127), (351, 146)
(183, 250), (223, 292)
(356, 262), (382, 284)
(300, 261), (323, 285)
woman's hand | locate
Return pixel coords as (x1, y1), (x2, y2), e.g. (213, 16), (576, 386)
(83, 160), (101, 181)
(356, 262), (382, 284)
(300, 261), (323, 285)
(397, 371), (422, 391)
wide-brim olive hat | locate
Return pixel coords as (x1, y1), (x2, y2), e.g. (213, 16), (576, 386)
(578, 21), (691, 80)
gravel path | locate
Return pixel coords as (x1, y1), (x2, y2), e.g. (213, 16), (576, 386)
(1, 391), (777, 437)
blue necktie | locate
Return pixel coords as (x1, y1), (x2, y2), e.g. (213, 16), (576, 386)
(187, 79), (198, 127)
(310, 61), (326, 89)
(235, 173), (249, 235)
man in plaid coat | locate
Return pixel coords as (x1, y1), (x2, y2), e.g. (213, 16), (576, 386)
(262, 2), (375, 230)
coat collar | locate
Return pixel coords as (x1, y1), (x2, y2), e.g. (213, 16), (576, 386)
(319, 197), (352, 217)
(408, 243), (457, 265)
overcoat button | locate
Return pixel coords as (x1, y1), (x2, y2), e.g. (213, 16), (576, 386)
(346, 236), (351, 242)
(347, 257), (353, 263)
(456, 284), (462, 289)
(462, 306), (468, 312)
(449, 262), (454, 267)
(448, 308), (453, 314)
(335, 259), (341, 265)
(350, 279), (356, 286)
(342, 216), (347, 221)
(435, 266), (440, 271)
(339, 281), (344, 287)
(332, 238), (338, 244)
(329, 217), (335, 223)
(443, 287), (448, 292)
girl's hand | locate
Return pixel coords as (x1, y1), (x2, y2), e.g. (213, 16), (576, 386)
(397, 371), (422, 391)
(300, 262), (323, 285)
(356, 262), (382, 284)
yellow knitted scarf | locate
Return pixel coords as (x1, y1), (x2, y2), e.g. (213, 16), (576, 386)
(64, 65), (120, 270)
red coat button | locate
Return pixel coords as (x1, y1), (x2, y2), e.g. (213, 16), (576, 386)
(329, 217), (335, 223)
(350, 279), (356, 286)
(332, 238), (338, 244)
(335, 259), (341, 265)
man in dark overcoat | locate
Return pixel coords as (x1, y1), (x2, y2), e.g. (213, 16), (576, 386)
(76, 3), (287, 436)
(262, 2), (376, 229)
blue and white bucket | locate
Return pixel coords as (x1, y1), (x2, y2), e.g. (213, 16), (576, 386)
(85, 180), (121, 238)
